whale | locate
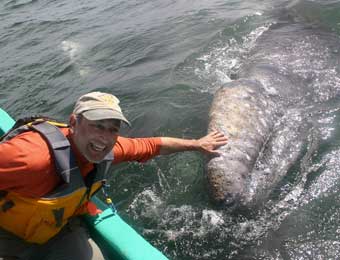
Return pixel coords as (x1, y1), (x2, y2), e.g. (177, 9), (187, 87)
(206, 21), (340, 209)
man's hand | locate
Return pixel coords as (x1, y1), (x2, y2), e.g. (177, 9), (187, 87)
(196, 130), (228, 156)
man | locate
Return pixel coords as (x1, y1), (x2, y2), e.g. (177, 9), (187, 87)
(0, 92), (227, 260)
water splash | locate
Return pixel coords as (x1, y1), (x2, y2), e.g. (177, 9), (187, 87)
(193, 22), (272, 93)
(61, 40), (90, 76)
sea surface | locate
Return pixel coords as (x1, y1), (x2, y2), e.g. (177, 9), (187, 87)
(1, 0), (340, 259)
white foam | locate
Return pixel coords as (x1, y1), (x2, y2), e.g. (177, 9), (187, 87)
(202, 209), (225, 226)
(61, 40), (90, 76)
(194, 23), (272, 93)
(61, 40), (80, 60)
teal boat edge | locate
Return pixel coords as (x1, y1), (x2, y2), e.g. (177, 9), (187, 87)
(0, 108), (168, 260)
(0, 108), (15, 135)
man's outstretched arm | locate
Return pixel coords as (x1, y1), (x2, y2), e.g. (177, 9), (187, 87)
(159, 131), (228, 156)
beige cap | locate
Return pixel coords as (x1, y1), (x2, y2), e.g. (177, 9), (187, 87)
(73, 92), (131, 126)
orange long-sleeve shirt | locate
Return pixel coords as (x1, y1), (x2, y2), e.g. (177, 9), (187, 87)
(0, 128), (162, 197)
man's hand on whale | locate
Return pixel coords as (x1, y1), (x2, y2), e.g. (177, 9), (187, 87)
(159, 130), (228, 156)
(196, 130), (228, 156)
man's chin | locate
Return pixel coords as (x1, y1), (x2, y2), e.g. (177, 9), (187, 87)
(88, 159), (102, 163)
(84, 153), (106, 163)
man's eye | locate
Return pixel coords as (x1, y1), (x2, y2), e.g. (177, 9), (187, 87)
(110, 128), (119, 134)
(90, 124), (103, 130)
(89, 123), (119, 134)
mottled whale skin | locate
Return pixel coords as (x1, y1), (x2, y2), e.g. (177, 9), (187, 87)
(206, 21), (340, 208)
(207, 79), (278, 207)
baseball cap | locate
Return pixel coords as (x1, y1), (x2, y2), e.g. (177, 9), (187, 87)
(73, 92), (131, 126)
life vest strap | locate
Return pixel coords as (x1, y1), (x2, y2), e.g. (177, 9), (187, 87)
(52, 208), (65, 227)
(31, 122), (77, 184)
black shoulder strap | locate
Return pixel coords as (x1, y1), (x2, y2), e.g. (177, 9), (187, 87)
(31, 122), (77, 184)
(85, 152), (114, 191)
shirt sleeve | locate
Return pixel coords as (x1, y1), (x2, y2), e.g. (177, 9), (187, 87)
(113, 136), (162, 164)
(0, 131), (60, 197)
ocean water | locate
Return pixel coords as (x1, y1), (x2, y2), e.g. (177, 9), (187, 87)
(1, 0), (340, 259)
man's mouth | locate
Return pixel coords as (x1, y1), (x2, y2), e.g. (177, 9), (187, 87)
(89, 142), (106, 152)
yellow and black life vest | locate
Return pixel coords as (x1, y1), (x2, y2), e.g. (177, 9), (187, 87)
(0, 118), (113, 244)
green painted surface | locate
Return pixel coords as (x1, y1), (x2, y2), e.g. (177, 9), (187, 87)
(0, 108), (15, 136)
(84, 197), (169, 260)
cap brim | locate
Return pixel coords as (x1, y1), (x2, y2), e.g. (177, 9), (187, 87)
(82, 109), (131, 127)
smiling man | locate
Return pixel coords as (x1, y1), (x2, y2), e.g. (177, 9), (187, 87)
(70, 93), (127, 163)
(0, 91), (227, 260)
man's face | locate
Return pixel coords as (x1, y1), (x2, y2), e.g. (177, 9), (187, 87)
(70, 114), (121, 163)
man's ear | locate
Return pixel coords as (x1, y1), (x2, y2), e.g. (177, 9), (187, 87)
(69, 114), (77, 133)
